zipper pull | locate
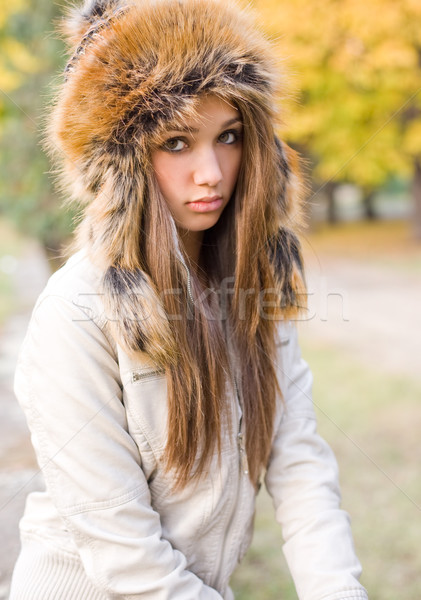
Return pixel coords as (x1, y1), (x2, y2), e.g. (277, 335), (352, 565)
(237, 431), (249, 476)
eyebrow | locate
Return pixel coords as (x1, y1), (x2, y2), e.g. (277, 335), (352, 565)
(166, 117), (242, 134)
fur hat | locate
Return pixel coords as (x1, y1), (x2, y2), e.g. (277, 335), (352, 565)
(50, 0), (281, 200)
(47, 0), (305, 360)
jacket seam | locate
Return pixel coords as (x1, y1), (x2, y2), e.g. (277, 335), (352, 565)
(27, 389), (145, 516)
(24, 345), (143, 517)
(60, 483), (148, 516)
(125, 402), (166, 458)
(316, 588), (368, 600)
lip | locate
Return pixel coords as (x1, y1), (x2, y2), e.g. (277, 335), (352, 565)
(187, 196), (224, 213)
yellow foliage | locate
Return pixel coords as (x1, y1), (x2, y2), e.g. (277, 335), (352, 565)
(0, 0), (40, 94)
(369, 40), (418, 71)
(0, 66), (22, 92)
(2, 38), (41, 74)
(252, 0), (421, 188)
(402, 121), (421, 156)
(0, 0), (27, 28)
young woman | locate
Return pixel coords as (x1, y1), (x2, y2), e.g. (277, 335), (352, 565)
(10, 0), (368, 598)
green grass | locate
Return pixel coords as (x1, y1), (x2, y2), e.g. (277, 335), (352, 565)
(232, 335), (421, 600)
(0, 217), (27, 326)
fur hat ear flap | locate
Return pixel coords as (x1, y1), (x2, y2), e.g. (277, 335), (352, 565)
(74, 156), (178, 366)
(81, 164), (144, 270)
(102, 265), (177, 367)
(61, 0), (125, 46)
(275, 137), (306, 229)
(269, 138), (307, 316)
(268, 227), (307, 317)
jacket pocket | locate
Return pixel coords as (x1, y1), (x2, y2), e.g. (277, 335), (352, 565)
(123, 372), (168, 455)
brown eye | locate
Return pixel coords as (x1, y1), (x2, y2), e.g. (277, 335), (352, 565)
(162, 138), (186, 152)
(219, 130), (237, 144)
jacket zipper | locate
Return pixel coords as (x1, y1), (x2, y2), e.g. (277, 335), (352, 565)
(234, 377), (248, 475)
(177, 257), (194, 304)
(237, 430), (249, 476)
(131, 367), (165, 384)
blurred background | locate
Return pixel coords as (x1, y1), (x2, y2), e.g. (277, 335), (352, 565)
(1, 1), (420, 598)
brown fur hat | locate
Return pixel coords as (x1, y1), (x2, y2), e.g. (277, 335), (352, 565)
(47, 0), (305, 360)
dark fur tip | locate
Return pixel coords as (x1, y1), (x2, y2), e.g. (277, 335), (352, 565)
(103, 265), (149, 352)
(266, 227), (306, 309)
(81, 0), (122, 21)
(268, 227), (304, 278)
(274, 136), (290, 182)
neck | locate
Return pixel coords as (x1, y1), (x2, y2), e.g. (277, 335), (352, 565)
(179, 229), (204, 268)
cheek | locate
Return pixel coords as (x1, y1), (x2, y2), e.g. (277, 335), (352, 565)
(224, 147), (242, 188)
(151, 153), (182, 200)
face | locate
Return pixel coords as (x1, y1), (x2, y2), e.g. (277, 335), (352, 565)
(151, 95), (243, 235)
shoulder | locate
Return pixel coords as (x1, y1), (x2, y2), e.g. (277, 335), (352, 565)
(274, 320), (300, 368)
(274, 320), (314, 415)
(16, 251), (122, 400)
(34, 249), (108, 330)
(18, 249), (119, 367)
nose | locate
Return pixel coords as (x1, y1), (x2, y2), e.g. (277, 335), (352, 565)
(192, 146), (223, 188)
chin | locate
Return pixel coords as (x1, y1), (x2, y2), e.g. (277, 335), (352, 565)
(198, 217), (223, 232)
(182, 214), (224, 232)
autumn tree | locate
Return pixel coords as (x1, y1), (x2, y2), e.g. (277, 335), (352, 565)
(0, 0), (74, 250)
(0, 2), (40, 105)
(253, 0), (421, 235)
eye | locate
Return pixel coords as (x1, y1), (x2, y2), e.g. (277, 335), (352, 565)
(162, 137), (187, 152)
(218, 130), (240, 145)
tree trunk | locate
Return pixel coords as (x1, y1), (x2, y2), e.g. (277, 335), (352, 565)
(362, 190), (377, 220)
(413, 158), (421, 240)
(325, 181), (338, 224)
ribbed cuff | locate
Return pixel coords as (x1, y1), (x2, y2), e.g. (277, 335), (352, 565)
(9, 535), (105, 600)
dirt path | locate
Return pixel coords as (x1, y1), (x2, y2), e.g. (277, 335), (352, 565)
(300, 251), (421, 382)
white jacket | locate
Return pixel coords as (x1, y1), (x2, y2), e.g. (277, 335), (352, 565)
(10, 250), (368, 600)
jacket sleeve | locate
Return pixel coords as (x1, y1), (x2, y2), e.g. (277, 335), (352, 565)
(264, 323), (368, 600)
(14, 293), (222, 600)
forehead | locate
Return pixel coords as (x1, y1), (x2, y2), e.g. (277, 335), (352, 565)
(166, 95), (242, 133)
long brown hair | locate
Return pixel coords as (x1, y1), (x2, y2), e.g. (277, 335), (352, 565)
(108, 91), (306, 488)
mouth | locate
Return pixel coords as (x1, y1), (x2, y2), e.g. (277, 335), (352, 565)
(187, 196), (224, 213)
